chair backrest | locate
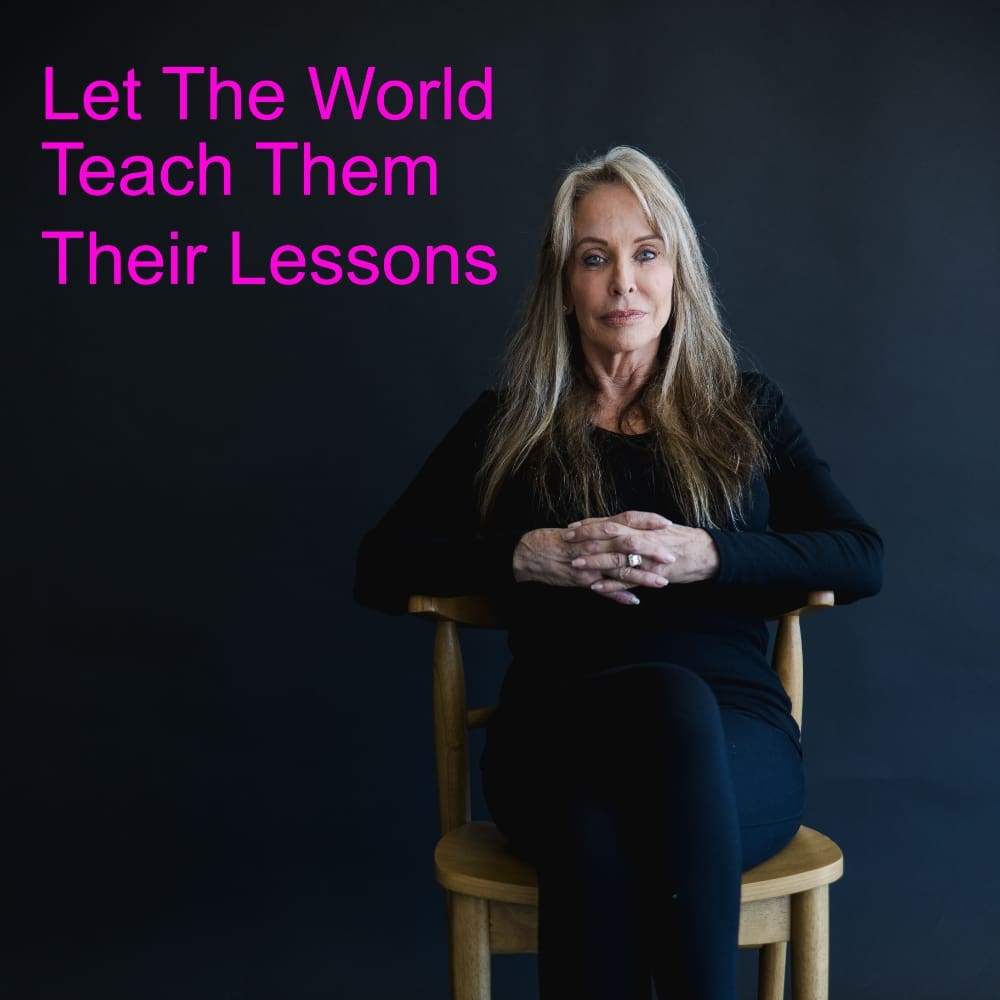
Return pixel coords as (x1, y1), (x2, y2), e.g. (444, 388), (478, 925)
(409, 591), (834, 837)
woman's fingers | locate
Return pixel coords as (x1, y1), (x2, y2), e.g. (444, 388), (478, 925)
(563, 522), (674, 547)
(573, 551), (674, 574)
(610, 510), (673, 530)
(514, 521), (704, 597)
(595, 588), (642, 606)
(567, 510), (673, 532)
(551, 514), (717, 591)
(570, 539), (677, 567)
(583, 577), (643, 605)
(588, 560), (671, 589)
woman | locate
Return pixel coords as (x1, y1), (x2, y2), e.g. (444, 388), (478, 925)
(355, 145), (882, 999)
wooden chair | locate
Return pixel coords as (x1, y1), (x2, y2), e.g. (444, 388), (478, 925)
(409, 590), (843, 1000)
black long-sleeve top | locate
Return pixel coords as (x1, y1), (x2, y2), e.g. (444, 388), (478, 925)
(354, 372), (883, 741)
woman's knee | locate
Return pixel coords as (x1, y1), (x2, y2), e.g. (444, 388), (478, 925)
(583, 662), (725, 751)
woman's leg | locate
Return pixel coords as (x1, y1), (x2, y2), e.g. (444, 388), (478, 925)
(534, 792), (653, 1000)
(481, 663), (804, 1000)
(602, 665), (742, 1000)
(721, 709), (805, 870)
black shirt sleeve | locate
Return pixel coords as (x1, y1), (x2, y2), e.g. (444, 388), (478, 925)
(353, 390), (520, 614)
(704, 374), (883, 603)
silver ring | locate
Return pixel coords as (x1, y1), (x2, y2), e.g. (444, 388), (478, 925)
(627, 553), (642, 568)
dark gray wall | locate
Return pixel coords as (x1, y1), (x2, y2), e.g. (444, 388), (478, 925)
(8, 2), (999, 997)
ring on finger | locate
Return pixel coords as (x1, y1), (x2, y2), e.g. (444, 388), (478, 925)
(627, 552), (642, 568)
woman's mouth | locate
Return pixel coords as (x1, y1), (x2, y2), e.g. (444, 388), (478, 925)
(601, 310), (647, 326)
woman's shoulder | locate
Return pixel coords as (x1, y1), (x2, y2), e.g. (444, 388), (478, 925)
(735, 370), (795, 449)
(461, 387), (501, 427)
(471, 387), (501, 409)
(737, 369), (786, 420)
(737, 368), (781, 401)
(434, 388), (501, 451)
(442, 387), (500, 422)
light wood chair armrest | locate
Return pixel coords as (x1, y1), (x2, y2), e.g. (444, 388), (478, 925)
(409, 590), (836, 629)
(408, 594), (507, 628)
(801, 590), (835, 614)
(772, 590), (835, 730)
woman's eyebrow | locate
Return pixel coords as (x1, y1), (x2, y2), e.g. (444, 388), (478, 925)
(573, 234), (664, 249)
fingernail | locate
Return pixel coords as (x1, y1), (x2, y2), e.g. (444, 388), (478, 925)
(654, 576), (668, 586)
(591, 581), (605, 591)
(563, 530), (575, 540)
(568, 520), (582, 528)
(571, 558), (586, 568)
(625, 594), (640, 605)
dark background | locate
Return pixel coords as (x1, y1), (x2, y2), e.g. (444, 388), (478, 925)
(8, 2), (999, 997)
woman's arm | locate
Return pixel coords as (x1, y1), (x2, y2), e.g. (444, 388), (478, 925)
(703, 374), (883, 602)
(353, 391), (521, 614)
(561, 375), (882, 604)
(355, 391), (670, 612)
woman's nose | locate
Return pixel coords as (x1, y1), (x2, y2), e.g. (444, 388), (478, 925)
(610, 261), (636, 296)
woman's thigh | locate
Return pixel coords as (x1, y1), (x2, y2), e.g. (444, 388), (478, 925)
(720, 709), (804, 868)
(481, 663), (804, 870)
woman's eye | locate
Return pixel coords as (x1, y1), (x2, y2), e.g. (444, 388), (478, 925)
(583, 253), (606, 266)
(637, 248), (658, 261)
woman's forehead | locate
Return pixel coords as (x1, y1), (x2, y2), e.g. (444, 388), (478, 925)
(574, 186), (657, 230)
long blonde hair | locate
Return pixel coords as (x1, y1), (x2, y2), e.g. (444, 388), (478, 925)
(478, 145), (767, 528)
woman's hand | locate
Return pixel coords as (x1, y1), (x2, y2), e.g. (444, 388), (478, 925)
(512, 528), (611, 590)
(512, 511), (719, 605)
(562, 510), (720, 596)
(512, 527), (647, 605)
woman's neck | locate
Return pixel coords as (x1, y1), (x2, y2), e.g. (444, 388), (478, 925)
(585, 358), (655, 434)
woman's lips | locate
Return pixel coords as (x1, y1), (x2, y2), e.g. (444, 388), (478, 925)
(601, 310), (647, 326)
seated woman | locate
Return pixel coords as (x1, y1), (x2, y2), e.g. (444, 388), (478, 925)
(354, 145), (882, 1000)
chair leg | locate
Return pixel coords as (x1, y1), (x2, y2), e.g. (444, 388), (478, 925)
(790, 886), (830, 1000)
(757, 941), (787, 1000)
(449, 892), (490, 1000)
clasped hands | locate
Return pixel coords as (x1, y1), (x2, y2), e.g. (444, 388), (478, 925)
(511, 510), (720, 606)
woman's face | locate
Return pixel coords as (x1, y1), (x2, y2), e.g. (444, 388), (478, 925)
(564, 184), (674, 368)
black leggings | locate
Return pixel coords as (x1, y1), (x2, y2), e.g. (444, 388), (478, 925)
(480, 662), (805, 1000)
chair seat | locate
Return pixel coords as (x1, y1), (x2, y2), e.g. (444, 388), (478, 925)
(435, 821), (843, 906)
